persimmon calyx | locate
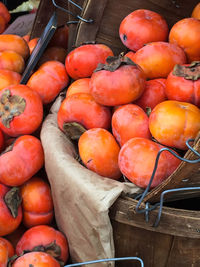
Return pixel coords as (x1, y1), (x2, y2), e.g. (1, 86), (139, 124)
(94, 55), (137, 72)
(0, 89), (26, 128)
(63, 122), (86, 141)
(173, 61), (200, 80)
(4, 187), (22, 218)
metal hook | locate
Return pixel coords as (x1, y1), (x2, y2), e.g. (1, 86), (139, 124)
(52, 0), (93, 23)
(64, 257), (144, 267)
(135, 138), (200, 214)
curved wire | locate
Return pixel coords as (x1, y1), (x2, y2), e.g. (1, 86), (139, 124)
(153, 186), (200, 227)
(65, 257), (144, 266)
(135, 139), (200, 214)
(52, 0), (93, 23)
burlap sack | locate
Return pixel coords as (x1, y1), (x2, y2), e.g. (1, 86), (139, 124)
(40, 96), (141, 266)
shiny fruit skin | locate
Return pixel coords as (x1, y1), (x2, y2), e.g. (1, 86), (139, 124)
(78, 128), (122, 179)
(118, 137), (181, 188)
(119, 9), (169, 51)
(149, 100), (200, 150)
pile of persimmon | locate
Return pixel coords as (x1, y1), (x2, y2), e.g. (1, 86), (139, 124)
(57, 3), (200, 192)
(0, 11), (71, 266)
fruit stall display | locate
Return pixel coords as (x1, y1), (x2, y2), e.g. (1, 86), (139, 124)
(0, 0), (199, 266)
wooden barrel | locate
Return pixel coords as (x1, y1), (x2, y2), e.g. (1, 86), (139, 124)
(110, 196), (200, 267)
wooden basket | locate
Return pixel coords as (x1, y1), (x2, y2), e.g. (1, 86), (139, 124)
(66, 0), (200, 203)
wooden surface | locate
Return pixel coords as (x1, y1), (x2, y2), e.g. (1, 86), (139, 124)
(31, 0), (69, 39)
(71, 0), (200, 55)
(110, 197), (200, 267)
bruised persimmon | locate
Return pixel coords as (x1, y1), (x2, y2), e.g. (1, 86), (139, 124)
(66, 78), (91, 97)
(119, 9), (169, 51)
(57, 93), (111, 137)
(112, 104), (151, 147)
(65, 44), (114, 79)
(134, 41), (187, 79)
(20, 176), (54, 228)
(169, 18), (200, 62)
(118, 137), (181, 189)
(90, 56), (146, 106)
(134, 78), (167, 111)
(149, 100), (200, 150)
(12, 251), (60, 267)
(16, 225), (69, 264)
(78, 128), (121, 179)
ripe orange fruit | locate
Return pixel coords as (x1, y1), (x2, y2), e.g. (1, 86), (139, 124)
(78, 128), (122, 180)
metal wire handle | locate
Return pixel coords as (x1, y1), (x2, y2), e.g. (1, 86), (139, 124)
(65, 257), (144, 266)
(153, 186), (200, 227)
(135, 139), (200, 217)
(52, 0), (93, 23)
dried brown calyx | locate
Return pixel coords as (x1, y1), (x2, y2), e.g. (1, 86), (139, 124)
(63, 122), (86, 141)
(95, 55), (137, 72)
(172, 61), (200, 81)
(4, 187), (22, 218)
(0, 89), (26, 128)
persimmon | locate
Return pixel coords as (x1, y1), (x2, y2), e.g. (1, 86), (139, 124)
(0, 85), (43, 137)
(78, 128), (122, 179)
(0, 2), (10, 24)
(65, 44), (114, 80)
(119, 9), (169, 51)
(134, 78), (167, 111)
(0, 135), (44, 186)
(149, 100), (200, 150)
(118, 137), (181, 189)
(20, 176), (54, 228)
(28, 37), (39, 54)
(0, 184), (22, 236)
(57, 93), (111, 138)
(0, 50), (25, 74)
(12, 251), (60, 267)
(66, 78), (91, 97)
(5, 224), (26, 249)
(134, 41), (187, 79)
(0, 15), (6, 34)
(169, 18), (200, 62)
(90, 56), (146, 106)
(37, 46), (68, 67)
(125, 51), (135, 62)
(191, 2), (200, 19)
(23, 34), (30, 43)
(27, 61), (69, 104)
(0, 239), (8, 267)
(0, 35), (30, 60)
(165, 62), (200, 107)
(0, 237), (15, 258)
(0, 69), (21, 91)
(48, 24), (69, 49)
(112, 104), (151, 147)
(16, 225), (69, 263)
